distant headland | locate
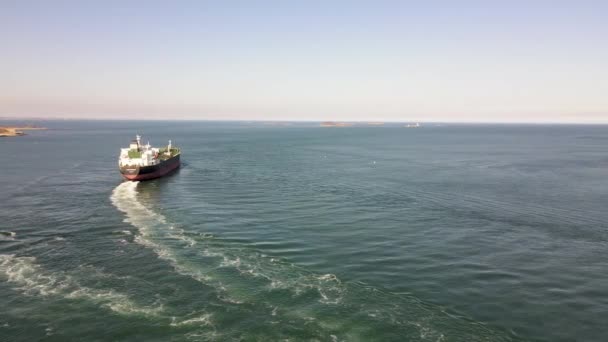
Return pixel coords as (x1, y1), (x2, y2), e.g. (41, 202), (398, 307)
(320, 121), (353, 127)
(0, 125), (47, 137)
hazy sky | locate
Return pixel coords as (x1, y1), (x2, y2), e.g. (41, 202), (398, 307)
(1, 0), (607, 122)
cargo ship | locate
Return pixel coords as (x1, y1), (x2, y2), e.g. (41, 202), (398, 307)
(118, 135), (180, 181)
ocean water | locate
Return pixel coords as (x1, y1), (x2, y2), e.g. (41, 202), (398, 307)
(1, 121), (607, 341)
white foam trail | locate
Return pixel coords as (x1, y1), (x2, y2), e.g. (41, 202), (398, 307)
(110, 183), (346, 303)
(116, 182), (347, 307)
(220, 256), (241, 268)
(0, 254), (162, 316)
(111, 182), (341, 307)
(110, 182), (218, 289)
(171, 313), (213, 327)
(107, 184), (508, 340)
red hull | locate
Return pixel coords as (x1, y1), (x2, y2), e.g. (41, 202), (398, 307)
(121, 157), (180, 181)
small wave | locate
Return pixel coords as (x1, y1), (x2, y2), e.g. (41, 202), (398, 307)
(168, 228), (197, 247)
(219, 256), (241, 268)
(111, 230), (130, 235)
(171, 313), (213, 327)
(0, 231), (16, 240)
(317, 273), (340, 282)
(0, 254), (162, 317)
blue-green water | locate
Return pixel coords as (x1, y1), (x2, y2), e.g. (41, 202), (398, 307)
(1, 121), (608, 341)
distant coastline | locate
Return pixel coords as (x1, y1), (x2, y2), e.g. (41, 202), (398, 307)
(0, 126), (47, 137)
(320, 121), (353, 127)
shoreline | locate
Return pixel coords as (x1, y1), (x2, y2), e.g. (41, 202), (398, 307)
(0, 126), (47, 137)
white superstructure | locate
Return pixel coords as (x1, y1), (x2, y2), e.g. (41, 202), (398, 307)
(118, 135), (172, 167)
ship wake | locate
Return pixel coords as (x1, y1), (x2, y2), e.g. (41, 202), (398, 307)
(111, 182), (345, 306)
(109, 181), (517, 341)
(0, 254), (163, 317)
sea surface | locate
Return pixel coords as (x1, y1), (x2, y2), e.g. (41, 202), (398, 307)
(1, 121), (607, 341)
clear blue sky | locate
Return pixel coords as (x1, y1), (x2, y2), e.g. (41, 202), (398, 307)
(1, 0), (607, 122)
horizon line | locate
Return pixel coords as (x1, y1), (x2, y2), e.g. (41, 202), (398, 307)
(1, 116), (608, 125)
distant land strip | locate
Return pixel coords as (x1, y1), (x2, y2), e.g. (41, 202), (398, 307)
(0, 126), (47, 137)
(320, 121), (354, 127)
